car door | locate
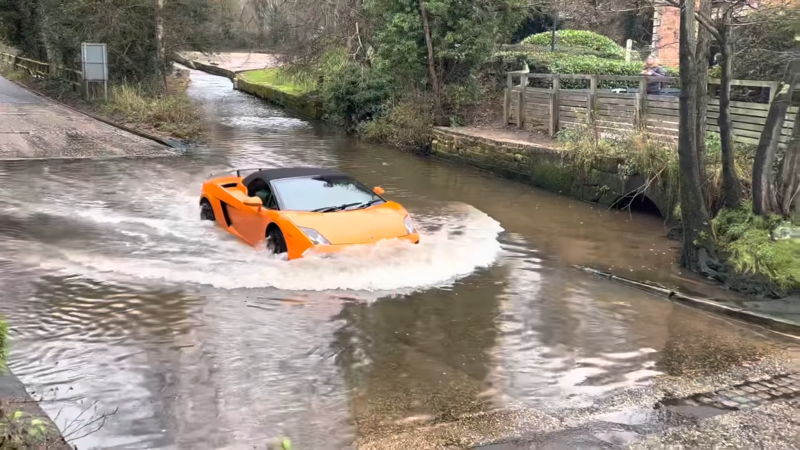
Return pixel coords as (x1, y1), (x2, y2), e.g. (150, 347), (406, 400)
(226, 201), (266, 246)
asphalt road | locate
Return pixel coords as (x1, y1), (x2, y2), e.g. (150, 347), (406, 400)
(0, 75), (43, 104)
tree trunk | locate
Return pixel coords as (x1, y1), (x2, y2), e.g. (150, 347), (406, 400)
(777, 69), (800, 218)
(155, 0), (166, 84)
(418, 0), (446, 126)
(677, 0), (716, 273)
(753, 73), (794, 216)
(717, 24), (741, 209)
(778, 110), (800, 217)
(694, 0), (712, 189)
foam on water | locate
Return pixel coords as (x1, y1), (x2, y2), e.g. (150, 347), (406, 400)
(220, 116), (310, 129)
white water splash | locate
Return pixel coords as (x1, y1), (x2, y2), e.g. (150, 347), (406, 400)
(35, 197), (504, 292)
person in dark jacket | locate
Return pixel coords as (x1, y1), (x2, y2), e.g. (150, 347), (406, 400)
(642, 57), (667, 95)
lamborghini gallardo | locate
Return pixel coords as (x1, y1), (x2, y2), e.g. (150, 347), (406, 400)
(199, 167), (419, 259)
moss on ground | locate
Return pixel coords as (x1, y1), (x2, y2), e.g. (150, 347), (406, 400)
(240, 68), (316, 96)
(713, 203), (800, 296)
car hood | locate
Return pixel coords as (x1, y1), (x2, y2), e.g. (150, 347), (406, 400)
(282, 202), (410, 245)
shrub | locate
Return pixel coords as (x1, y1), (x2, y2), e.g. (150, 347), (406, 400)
(358, 91), (433, 151)
(442, 79), (483, 126)
(320, 62), (393, 132)
(522, 30), (626, 60)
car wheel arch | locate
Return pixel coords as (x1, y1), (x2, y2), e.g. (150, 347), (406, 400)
(266, 222), (281, 235)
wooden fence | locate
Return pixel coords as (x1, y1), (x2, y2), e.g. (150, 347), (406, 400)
(504, 72), (796, 146)
(0, 52), (83, 88)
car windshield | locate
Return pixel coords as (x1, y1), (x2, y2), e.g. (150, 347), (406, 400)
(272, 176), (382, 212)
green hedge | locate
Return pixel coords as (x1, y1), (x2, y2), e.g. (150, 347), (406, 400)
(522, 30), (626, 60)
(485, 51), (644, 88)
(499, 43), (626, 60)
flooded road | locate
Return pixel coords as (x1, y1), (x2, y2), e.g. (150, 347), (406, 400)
(0, 70), (796, 449)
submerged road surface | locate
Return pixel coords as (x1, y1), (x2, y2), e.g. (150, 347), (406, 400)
(0, 69), (798, 449)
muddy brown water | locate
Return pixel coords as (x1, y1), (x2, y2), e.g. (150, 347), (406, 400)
(0, 70), (793, 449)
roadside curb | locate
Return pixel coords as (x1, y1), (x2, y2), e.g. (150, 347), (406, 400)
(576, 266), (800, 336)
(7, 78), (181, 150)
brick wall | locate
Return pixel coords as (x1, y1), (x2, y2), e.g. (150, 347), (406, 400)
(652, 5), (681, 67)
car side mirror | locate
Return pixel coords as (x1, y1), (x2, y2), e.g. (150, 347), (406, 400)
(373, 186), (385, 195)
(243, 196), (263, 208)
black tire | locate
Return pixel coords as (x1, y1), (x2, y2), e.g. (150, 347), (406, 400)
(266, 226), (288, 255)
(200, 200), (215, 221)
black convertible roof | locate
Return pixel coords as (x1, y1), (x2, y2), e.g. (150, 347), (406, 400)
(242, 166), (348, 186)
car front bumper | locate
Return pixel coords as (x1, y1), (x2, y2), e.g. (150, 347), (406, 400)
(298, 233), (420, 259)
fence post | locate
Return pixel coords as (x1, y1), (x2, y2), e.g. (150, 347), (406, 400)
(503, 73), (512, 126)
(549, 75), (561, 137)
(588, 75), (598, 123)
(625, 39), (633, 62)
(635, 76), (648, 129)
(517, 73), (527, 129)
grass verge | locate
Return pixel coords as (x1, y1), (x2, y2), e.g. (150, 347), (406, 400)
(98, 84), (203, 140)
(239, 68), (316, 96)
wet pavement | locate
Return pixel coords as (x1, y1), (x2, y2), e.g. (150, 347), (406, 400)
(0, 69), (798, 449)
(0, 75), (171, 159)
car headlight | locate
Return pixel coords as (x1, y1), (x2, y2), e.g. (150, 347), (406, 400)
(299, 227), (331, 245)
(403, 215), (416, 235)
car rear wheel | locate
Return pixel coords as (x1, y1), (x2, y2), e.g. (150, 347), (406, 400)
(266, 227), (287, 255)
(200, 200), (215, 221)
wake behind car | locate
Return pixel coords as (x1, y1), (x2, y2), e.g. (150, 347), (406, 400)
(199, 166), (419, 259)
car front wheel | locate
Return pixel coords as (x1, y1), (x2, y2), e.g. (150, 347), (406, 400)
(266, 227), (287, 255)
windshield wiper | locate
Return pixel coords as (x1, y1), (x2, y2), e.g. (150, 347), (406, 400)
(312, 202), (362, 213)
(356, 199), (384, 209)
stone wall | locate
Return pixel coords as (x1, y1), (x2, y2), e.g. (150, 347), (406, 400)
(235, 78), (324, 120)
(431, 127), (672, 218)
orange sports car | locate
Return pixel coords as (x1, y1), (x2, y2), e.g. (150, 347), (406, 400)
(199, 167), (419, 259)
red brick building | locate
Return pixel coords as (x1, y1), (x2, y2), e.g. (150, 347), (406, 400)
(650, 6), (682, 67)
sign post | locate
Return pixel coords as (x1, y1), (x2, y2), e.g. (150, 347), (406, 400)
(81, 43), (108, 100)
